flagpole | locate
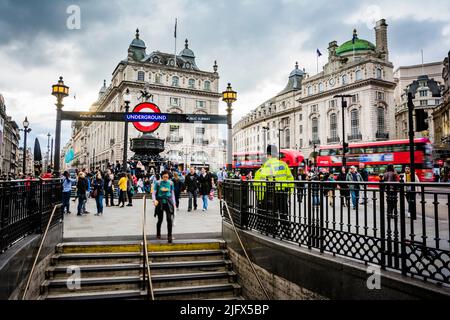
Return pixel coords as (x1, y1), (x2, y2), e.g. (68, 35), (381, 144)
(174, 18), (177, 68)
(317, 55), (318, 74)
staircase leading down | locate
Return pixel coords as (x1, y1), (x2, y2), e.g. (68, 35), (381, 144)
(38, 239), (243, 300)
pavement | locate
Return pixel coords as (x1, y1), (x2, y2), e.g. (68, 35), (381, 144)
(63, 195), (223, 240)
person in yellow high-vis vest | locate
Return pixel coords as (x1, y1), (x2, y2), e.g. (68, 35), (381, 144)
(253, 145), (294, 237)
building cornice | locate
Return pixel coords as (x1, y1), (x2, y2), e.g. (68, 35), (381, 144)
(124, 61), (219, 79)
(298, 78), (396, 104)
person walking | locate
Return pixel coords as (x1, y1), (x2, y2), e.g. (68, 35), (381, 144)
(217, 167), (227, 200)
(76, 172), (88, 216)
(404, 166), (419, 218)
(92, 173), (105, 216)
(126, 173), (134, 207)
(337, 167), (350, 207)
(62, 171), (76, 214)
(383, 164), (399, 218)
(172, 172), (183, 211)
(152, 171), (176, 243)
(104, 169), (115, 207)
(346, 166), (363, 210)
(185, 167), (199, 212)
(198, 167), (214, 211)
(358, 163), (369, 204)
(296, 167), (307, 204)
(117, 173), (127, 208)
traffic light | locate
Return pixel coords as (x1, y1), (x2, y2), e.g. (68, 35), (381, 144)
(343, 142), (349, 154)
(415, 109), (428, 132)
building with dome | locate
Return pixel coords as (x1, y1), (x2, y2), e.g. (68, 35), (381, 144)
(233, 19), (396, 166)
(68, 29), (224, 171)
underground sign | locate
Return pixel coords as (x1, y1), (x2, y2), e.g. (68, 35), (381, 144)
(129, 102), (164, 133)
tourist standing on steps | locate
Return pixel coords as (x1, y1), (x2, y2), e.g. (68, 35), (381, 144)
(185, 167), (199, 212)
(117, 173), (127, 208)
(92, 173), (105, 216)
(198, 167), (214, 212)
(152, 171), (176, 243)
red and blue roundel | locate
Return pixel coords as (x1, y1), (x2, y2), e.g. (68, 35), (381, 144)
(131, 102), (162, 133)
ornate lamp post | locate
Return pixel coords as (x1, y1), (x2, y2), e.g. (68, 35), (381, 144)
(51, 76), (69, 176)
(122, 88), (132, 172)
(222, 83), (237, 171)
(21, 117), (32, 175)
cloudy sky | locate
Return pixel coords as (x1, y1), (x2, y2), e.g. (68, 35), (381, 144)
(1, 0), (450, 151)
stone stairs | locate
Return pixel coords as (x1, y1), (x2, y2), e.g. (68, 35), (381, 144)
(39, 240), (243, 300)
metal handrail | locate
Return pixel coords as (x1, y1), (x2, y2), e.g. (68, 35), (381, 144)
(221, 198), (271, 300)
(21, 203), (62, 300)
(141, 195), (154, 300)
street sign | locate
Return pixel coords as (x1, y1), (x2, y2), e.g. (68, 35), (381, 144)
(60, 110), (227, 124)
(131, 102), (162, 133)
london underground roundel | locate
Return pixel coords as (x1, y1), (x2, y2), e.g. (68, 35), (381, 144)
(131, 102), (162, 133)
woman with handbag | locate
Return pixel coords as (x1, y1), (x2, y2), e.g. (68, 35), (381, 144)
(92, 173), (105, 216)
(198, 167), (213, 212)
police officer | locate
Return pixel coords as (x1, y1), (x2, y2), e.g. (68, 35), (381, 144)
(254, 145), (294, 238)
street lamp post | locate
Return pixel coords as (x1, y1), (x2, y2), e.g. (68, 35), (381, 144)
(222, 83), (237, 171)
(278, 125), (285, 160)
(47, 133), (51, 171)
(334, 94), (353, 169)
(122, 89), (132, 173)
(51, 76), (69, 176)
(21, 117), (31, 175)
(50, 138), (53, 168)
(261, 121), (269, 152)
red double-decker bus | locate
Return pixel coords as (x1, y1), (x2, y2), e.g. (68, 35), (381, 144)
(232, 149), (306, 172)
(316, 138), (434, 182)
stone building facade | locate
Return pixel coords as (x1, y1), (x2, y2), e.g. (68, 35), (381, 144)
(394, 62), (443, 141)
(233, 19), (395, 164)
(69, 29), (224, 171)
(0, 95), (21, 176)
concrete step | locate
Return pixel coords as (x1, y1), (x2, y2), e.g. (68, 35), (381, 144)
(45, 289), (145, 300)
(48, 260), (233, 278)
(42, 271), (237, 295)
(51, 249), (228, 266)
(57, 239), (225, 254)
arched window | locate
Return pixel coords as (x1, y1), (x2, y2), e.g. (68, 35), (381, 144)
(188, 78), (195, 88)
(307, 86), (312, 96)
(350, 109), (359, 136)
(155, 74), (161, 84)
(137, 71), (145, 81)
(330, 113), (337, 139)
(376, 68), (382, 79)
(355, 70), (362, 81)
(377, 107), (385, 133)
(319, 82), (324, 92)
(312, 117), (319, 141)
(172, 76), (179, 87)
(342, 74), (347, 85)
(204, 81), (211, 91)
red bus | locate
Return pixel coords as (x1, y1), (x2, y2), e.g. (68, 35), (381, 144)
(316, 138), (434, 182)
(233, 149), (306, 172)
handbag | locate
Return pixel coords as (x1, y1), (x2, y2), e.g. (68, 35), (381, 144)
(90, 189), (98, 198)
(208, 189), (214, 201)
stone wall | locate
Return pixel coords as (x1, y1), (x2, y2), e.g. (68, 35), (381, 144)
(228, 247), (326, 300)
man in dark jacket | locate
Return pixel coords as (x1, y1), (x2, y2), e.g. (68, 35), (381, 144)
(184, 167), (199, 212)
(358, 163), (369, 204)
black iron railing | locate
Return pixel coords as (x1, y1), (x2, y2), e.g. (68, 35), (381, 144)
(376, 132), (389, 140)
(327, 136), (340, 144)
(348, 133), (362, 141)
(0, 179), (62, 253)
(222, 179), (450, 286)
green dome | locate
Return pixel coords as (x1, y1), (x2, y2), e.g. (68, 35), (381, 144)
(336, 38), (375, 56)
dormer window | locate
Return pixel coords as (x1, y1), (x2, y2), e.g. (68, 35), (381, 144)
(204, 81), (211, 91)
(376, 68), (382, 79)
(188, 78), (195, 89)
(355, 70), (362, 81)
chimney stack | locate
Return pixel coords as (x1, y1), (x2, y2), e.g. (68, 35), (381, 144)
(374, 19), (388, 61)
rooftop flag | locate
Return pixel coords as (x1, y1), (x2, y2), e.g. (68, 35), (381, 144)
(316, 48), (322, 57)
(174, 18), (177, 38)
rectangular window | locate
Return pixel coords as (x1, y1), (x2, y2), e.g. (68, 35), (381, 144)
(170, 97), (180, 106)
(352, 94), (359, 103)
(196, 101), (206, 108)
(299, 114), (303, 121)
(419, 90), (427, 97)
(376, 92), (384, 101)
(311, 104), (318, 112)
(420, 100), (428, 106)
(195, 127), (205, 135)
(299, 139), (303, 148)
(137, 71), (145, 81)
(435, 99), (441, 105)
(299, 125), (303, 134)
(329, 100), (336, 108)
